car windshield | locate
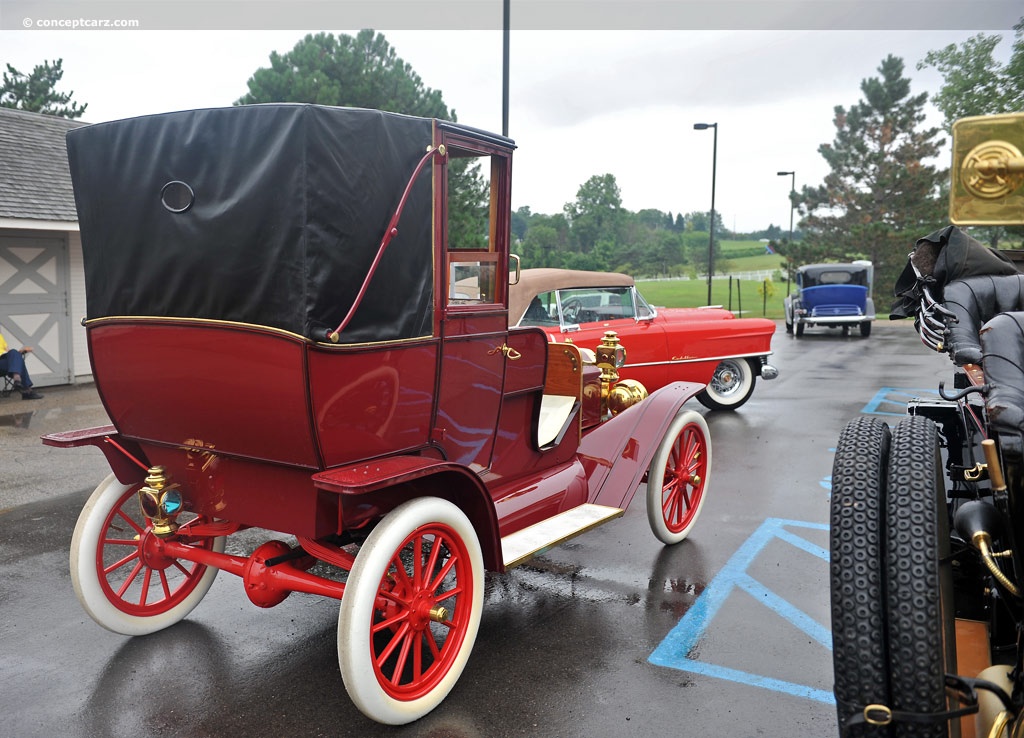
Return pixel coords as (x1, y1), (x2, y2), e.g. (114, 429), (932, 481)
(518, 285), (656, 328)
(801, 268), (869, 288)
(560, 286), (636, 325)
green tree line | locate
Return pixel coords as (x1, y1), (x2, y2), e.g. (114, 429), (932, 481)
(512, 188), (752, 278)
(5, 24), (1024, 302)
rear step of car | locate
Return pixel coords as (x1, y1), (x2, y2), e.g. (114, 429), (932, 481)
(501, 503), (624, 569)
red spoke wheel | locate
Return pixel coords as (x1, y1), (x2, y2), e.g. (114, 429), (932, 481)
(339, 497), (484, 725)
(647, 410), (711, 544)
(70, 474), (225, 636)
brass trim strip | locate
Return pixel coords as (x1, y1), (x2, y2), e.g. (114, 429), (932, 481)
(84, 315), (435, 349)
(628, 351), (772, 368)
(84, 315), (306, 340)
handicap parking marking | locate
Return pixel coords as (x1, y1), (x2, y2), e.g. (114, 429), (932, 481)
(822, 386), (940, 496)
(648, 387), (935, 703)
(862, 387), (940, 416)
(648, 517), (833, 704)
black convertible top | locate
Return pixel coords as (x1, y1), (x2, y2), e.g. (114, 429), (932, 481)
(67, 104), (438, 343)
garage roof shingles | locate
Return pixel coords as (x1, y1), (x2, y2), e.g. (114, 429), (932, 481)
(0, 107), (87, 222)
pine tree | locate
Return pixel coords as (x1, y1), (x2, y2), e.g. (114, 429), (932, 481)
(239, 30), (485, 251)
(797, 55), (946, 296)
(0, 59), (87, 118)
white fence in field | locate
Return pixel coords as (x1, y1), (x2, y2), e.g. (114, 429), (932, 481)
(639, 270), (778, 283)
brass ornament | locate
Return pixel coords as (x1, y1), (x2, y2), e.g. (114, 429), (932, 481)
(961, 140), (1024, 200)
(137, 465), (184, 537)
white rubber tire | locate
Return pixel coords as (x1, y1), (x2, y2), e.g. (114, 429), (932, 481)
(646, 410), (712, 544)
(338, 497), (484, 725)
(697, 358), (756, 411)
(70, 474), (224, 636)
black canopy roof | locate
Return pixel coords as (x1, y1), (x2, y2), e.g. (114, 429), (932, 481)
(67, 104), (440, 343)
(797, 263), (871, 288)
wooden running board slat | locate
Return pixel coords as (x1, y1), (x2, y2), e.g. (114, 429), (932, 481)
(501, 503), (624, 569)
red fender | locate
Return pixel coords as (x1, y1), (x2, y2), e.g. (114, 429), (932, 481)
(312, 456), (503, 570)
(578, 381), (705, 510)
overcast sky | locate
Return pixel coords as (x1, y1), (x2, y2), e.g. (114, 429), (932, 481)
(1, 20), (1019, 232)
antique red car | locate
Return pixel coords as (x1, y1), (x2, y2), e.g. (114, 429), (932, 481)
(45, 104), (714, 725)
(509, 268), (778, 410)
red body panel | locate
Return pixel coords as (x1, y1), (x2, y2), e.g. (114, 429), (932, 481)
(543, 308), (776, 390)
(579, 382), (698, 509)
(89, 321), (320, 468)
(308, 340), (438, 467)
(435, 323), (507, 468)
(491, 459), (589, 536)
(81, 315), (701, 550)
(142, 442), (336, 539)
(503, 327), (548, 395)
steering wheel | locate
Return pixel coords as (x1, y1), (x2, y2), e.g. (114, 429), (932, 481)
(562, 298), (583, 323)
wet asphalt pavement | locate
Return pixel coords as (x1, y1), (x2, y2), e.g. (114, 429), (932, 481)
(0, 320), (951, 737)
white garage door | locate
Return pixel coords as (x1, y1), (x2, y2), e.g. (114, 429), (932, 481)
(0, 233), (72, 386)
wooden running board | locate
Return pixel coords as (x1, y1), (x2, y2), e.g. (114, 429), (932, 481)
(501, 503), (624, 569)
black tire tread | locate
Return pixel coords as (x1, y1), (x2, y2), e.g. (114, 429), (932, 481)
(885, 416), (949, 738)
(830, 416), (892, 736)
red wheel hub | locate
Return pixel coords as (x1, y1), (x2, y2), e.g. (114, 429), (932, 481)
(138, 529), (177, 571)
(242, 540), (293, 608)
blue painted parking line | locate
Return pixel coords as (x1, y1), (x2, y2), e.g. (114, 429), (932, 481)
(648, 517), (833, 704)
(648, 388), (936, 702)
(862, 387), (940, 416)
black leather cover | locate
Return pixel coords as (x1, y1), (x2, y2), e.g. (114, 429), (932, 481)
(943, 275), (1024, 365)
(67, 104), (437, 343)
(891, 225), (1018, 319)
(981, 312), (1024, 434)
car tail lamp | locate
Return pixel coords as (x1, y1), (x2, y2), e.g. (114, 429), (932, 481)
(137, 466), (184, 536)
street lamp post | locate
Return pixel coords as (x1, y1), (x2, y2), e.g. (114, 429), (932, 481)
(777, 170), (795, 294)
(776, 170), (795, 242)
(502, 0), (510, 136)
(694, 122), (717, 306)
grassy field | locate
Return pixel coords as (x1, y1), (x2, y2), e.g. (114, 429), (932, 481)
(638, 244), (791, 319)
(720, 252), (788, 272)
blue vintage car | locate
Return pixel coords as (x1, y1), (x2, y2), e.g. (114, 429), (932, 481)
(783, 261), (875, 337)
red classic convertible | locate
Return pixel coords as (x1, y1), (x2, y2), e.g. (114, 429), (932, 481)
(510, 268), (779, 410)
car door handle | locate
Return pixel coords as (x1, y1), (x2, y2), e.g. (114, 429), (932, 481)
(489, 344), (522, 361)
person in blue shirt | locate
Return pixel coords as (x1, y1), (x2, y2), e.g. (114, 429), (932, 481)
(0, 331), (43, 400)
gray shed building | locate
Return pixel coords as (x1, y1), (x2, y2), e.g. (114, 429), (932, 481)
(0, 107), (90, 386)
